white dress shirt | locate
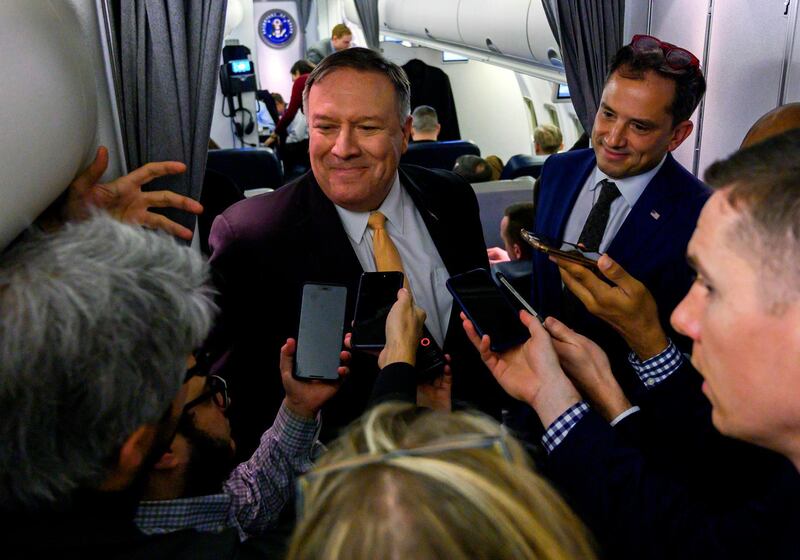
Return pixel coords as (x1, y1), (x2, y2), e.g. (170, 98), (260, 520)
(335, 174), (452, 346)
(562, 154), (667, 252)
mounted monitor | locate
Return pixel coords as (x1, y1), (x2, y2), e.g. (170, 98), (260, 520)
(552, 82), (570, 103)
(442, 50), (468, 63)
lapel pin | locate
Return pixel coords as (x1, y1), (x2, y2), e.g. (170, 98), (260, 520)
(650, 210), (661, 220)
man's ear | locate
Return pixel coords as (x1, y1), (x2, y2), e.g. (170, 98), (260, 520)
(511, 243), (523, 261)
(668, 120), (694, 151)
(435, 123), (441, 136)
(401, 115), (413, 153)
(152, 448), (180, 471)
(99, 424), (157, 491)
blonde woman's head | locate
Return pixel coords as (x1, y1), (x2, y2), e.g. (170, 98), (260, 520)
(287, 403), (596, 560)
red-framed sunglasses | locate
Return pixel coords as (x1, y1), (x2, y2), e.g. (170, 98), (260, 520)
(630, 34), (700, 73)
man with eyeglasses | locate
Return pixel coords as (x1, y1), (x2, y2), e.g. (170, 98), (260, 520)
(510, 35), (710, 441)
(135, 341), (347, 540)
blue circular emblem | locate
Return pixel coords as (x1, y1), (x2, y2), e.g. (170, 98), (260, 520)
(259, 10), (296, 49)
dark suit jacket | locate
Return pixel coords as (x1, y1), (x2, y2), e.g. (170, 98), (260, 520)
(531, 149), (710, 395)
(402, 59), (461, 141)
(208, 165), (499, 456)
(545, 362), (800, 559)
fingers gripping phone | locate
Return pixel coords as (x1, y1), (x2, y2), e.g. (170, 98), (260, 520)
(294, 283), (348, 380)
(446, 268), (530, 352)
(520, 230), (601, 269)
(351, 272), (405, 350)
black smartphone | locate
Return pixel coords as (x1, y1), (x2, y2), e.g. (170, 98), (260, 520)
(294, 283), (348, 380)
(446, 268), (530, 352)
(351, 271), (405, 350)
(519, 230), (601, 269)
(494, 271), (544, 324)
(416, 325), (446, 381)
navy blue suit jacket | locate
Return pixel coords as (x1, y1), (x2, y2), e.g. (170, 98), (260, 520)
(531, 149), (709, 394)
(545, 362), (800, 559)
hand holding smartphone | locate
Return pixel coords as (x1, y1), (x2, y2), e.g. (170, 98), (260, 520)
(294, 283), (348, 380)
(446, 268), (530, 352)
(520, 230), (601, 269)
(351, 272), (405, 350)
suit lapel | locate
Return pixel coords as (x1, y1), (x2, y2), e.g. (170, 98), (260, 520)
(607, 154), (682, 265)
(544, 153), (595, 239)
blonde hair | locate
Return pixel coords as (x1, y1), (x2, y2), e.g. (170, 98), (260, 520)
(287, 403), (596, 560)
(331, 23), (352, 39)
(534, 124), (563, 154)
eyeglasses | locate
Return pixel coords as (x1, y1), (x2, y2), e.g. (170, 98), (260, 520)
(295, 434), (512, 518)
(182, 374), (230, 413)
(630, 34), (700, 73)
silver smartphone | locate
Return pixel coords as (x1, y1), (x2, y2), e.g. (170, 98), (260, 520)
(294, 283), (348, 380)
(494, 271), (544, 323)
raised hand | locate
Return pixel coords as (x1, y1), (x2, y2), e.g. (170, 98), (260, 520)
(278, 338), (350, 419)
(65, 146), (203, 240)
(555, 254), (668, 360)
(378, 288), (426, 369)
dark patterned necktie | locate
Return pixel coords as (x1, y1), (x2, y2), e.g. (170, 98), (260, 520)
(561, 179), (621, 324)
(576, 179), (621, 252)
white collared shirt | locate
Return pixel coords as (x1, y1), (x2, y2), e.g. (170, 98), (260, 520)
(562, 154), (667, 252)
(335, 174), (452, 346)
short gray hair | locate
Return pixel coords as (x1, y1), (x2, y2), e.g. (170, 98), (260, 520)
(411, 105), (439, 132)
(303, 47), (411, 122)
(0, 215), (216, 510)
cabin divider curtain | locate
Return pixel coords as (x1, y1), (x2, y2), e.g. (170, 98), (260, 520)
(118, 0), (227, 235)
(354, 0), (380, 50)
(556, 0), (624, 133)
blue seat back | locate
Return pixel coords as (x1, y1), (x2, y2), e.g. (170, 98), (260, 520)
(401, 140), (480, 171)
(206, 148), (284, 192)
(500, 154), (543, 180)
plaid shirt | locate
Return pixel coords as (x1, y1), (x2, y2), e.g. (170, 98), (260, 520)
(541, 340), (685, 454)
(135, 402), (321, 540)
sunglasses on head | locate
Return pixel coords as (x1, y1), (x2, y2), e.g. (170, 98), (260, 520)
(630, 34), (700, 74)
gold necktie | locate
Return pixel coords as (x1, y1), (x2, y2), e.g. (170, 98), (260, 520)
(367, 211), (406, 282)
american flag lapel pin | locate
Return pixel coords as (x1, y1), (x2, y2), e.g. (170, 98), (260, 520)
(650, 210), (661, 220)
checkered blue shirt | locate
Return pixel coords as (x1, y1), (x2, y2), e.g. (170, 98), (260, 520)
(541, 340), (684, 454)
(135, 402), (321, 540)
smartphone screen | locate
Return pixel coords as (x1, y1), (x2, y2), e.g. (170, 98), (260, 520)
(446, 268), (530, 352)
(520, 230), (601, 268)
(294, 283), (348, 380)
(351, 272), (405, 349)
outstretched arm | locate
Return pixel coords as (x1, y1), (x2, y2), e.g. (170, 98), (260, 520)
(61, 146), (203, 240)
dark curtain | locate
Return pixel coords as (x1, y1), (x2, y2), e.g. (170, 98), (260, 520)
(541, 0), (560, 48)
(117, 0), (227, 235)
(556, 0), (624, 133)
(354, 0), (380, 50)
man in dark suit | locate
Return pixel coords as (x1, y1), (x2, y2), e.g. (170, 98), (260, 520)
(209, 48), (497, 457)
(530, 36), (709, 398)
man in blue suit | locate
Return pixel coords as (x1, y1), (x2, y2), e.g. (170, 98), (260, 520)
(530, 36), (709, 401)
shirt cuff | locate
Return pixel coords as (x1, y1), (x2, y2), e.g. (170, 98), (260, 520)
(628, 339), (684, 389)
(541, 401), (590, 454)
(271, 401), (321, 455)
(609, 406), (640, 427)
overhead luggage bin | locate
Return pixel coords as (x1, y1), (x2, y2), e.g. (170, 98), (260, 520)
(382, 0), (463, 45)
(526, 0), (562, 65)
(458, 0), (534, 61)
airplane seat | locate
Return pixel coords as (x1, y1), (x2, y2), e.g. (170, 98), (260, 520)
(471, 177), (536, 248)
(206, 148), (284, 193)
(198, 169), (244, 255)
(500, 154), (543, 180)
(401, 140), (480, 171)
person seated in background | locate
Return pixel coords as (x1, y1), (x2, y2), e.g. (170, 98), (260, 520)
(453, 154), (493, 183)
(136, 327), (347, 539)
(484, 154), (504, 180)
(306, 23), (353, 65)
(285, 402), (597, 560)
(410, 105), (441, 142)
(0, 216), (265, 558)
(489, 203), (535, 298)
(533, 123), (563, 158)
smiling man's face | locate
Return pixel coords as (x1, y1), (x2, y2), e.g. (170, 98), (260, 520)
(307, 68), (411, 212)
